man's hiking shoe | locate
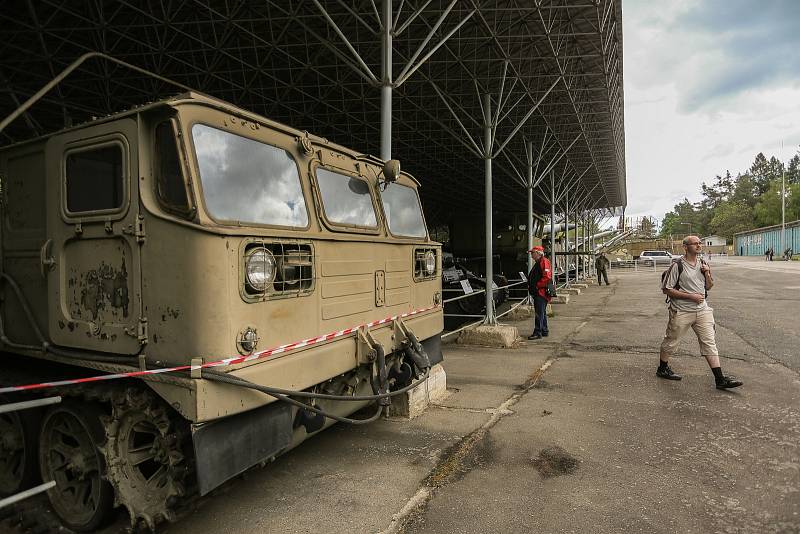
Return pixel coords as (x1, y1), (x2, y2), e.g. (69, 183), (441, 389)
(528, 334), (542, 340)
(656, 365), (682, 381)
(716, 376), (743, 390)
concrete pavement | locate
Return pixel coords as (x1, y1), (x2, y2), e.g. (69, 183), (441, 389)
(163, 259), (798, 534)
(7, 259), (798, 533)
(404, 264), (800, 534)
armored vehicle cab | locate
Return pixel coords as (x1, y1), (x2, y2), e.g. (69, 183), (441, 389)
(0, 92), (443, 530)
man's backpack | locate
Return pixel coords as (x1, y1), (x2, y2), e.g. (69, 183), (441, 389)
(660, 258), (708, 303)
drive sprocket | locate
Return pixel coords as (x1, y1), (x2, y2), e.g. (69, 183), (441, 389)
(100, 387), (190, 531)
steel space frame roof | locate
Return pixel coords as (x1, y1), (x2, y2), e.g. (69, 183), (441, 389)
(0, 0), (625, 223)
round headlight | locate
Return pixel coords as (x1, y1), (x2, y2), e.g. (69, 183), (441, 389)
(245, 247), (276, 291)
(424, 251), (436, 275)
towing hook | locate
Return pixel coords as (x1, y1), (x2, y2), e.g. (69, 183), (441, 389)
(404, 331), (431, 371)
(403, 344), (432, 378)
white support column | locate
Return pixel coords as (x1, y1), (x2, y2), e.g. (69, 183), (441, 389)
(483, 93), (496, 325)
(571, 202), (576, 283)
(550, 170), (556, 283)
(589, 215), (597, 277)
(578, 207), (584, 279)
(779, 140), (786, 255)
(527, 139), (534, 275)
(380, 0), (393, 161)
(582, 209), (587, 279)
(565, 191), (570, 288)
(586, 211), (592, 277)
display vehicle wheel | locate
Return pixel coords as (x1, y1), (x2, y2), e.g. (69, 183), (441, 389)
(39, 401), (114, 532)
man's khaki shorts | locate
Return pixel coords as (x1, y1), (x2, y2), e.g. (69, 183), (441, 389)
(660, 308), (719, 357)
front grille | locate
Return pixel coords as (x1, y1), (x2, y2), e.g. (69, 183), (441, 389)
(414, 247), (438, 281)
(244, 240), (314, 299)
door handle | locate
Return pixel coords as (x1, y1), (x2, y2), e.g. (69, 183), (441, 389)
(40, 238), (55, 278)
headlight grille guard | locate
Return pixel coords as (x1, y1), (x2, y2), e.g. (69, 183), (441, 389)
(243, 239), (314, 300)
(413, 247), (438, 281)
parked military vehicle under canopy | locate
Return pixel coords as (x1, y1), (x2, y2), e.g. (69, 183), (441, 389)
(0, 91), (443, 530)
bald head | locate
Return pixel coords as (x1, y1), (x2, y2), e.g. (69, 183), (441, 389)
(682, 235), (702, 258)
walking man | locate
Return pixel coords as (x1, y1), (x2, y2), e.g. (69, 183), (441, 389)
(527, 245), (552, 340)
(658, 236), (743, 389)
(595, 252), (610, 286)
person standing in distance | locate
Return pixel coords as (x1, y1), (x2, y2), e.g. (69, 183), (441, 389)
(527, 246), (552, 340)
(595, 252), (610, 286)
(658, 236), (743, 389)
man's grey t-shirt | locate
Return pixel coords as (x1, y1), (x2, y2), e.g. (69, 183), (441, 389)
(661, 258), (711, 312)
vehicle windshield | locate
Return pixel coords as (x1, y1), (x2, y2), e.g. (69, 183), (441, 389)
(191, 124), (308, 227)
(315, 167), (377, 228)
(380, 183), (427, 238)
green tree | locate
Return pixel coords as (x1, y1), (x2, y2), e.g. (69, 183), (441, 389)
(709, 201), (753, 239)
(659, 211), (680, 237)
(749, 153), (785, 196)
(790, 183), (800, 219)
(701, 171), (735, 208)
(730, 173), (758, 207)
(659, 198), (708, 238)
(753, 179), (796, 227)
(659, 150), (799, 242)
(786, 150), (800, 185)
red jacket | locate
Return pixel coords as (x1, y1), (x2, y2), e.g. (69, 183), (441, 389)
(528, 256), (553, 301)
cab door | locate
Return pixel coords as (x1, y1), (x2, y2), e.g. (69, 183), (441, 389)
(44, 118), (145, 355)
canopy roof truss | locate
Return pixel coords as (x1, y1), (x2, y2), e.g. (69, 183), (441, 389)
(0, 0), (625, 222)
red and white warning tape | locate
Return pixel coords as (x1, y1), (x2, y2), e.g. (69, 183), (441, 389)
(0, 305), (440, 395)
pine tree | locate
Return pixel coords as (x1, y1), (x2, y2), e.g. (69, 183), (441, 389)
(749, 153), (783, 196)
(787, 151), (800, 185)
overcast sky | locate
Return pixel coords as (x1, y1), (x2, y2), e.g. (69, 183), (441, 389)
(622, 0), (800, 221)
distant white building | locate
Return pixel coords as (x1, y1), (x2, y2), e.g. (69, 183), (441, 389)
(702, 235), (726, 247)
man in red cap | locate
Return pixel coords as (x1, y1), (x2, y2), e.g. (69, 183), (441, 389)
(527, 245), (552, 340)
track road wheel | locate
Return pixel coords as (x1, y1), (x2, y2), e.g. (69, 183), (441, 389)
(102, 387), (188, 531)
(38, 401), (114, 532)
(0, 406), (40, 496)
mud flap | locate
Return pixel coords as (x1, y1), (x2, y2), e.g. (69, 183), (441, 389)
(192, 401), (292, 495)
(422, 334), (443, 366)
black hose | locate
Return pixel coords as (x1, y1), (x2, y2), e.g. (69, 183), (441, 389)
(203, 371), (384, 425)
(202, 366), (430, 402)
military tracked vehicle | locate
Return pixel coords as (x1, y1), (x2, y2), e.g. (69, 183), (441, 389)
(0, 91), (443, 530)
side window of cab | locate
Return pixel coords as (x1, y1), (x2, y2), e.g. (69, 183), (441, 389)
(65, 143), (125, 215)
(154, 120), (193, 218)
